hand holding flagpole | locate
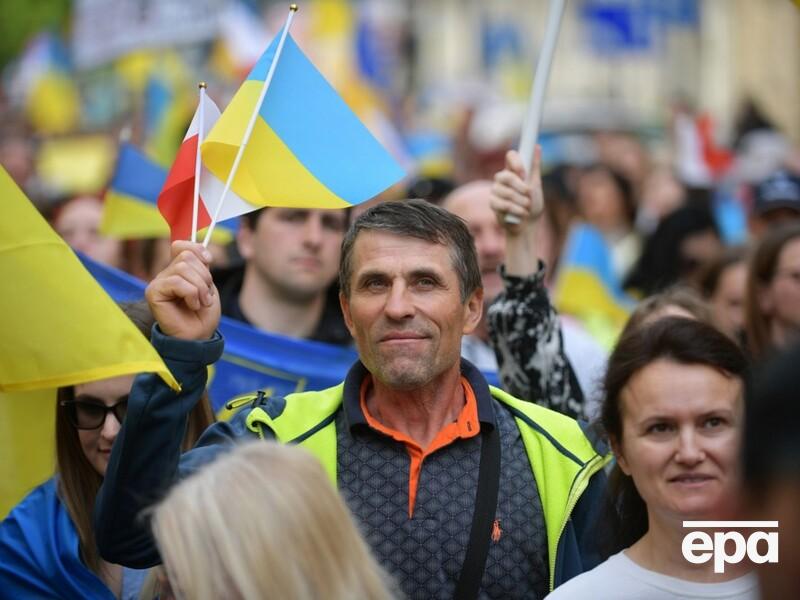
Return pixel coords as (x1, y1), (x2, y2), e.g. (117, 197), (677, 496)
(202, 4), (299, 248)
(191, 82), (207, 243)
(505, 0), (566, 225)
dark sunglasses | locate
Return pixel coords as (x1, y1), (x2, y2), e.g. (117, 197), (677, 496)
(60, 397), (128, 430)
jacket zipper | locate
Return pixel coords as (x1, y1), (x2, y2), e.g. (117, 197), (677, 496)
(549, 453), (612, 591)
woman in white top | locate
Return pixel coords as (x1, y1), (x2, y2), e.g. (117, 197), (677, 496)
(548, 317), (758, 599)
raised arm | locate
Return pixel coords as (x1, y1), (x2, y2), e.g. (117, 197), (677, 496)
(487, 148), (586, 419)
(95, 242), (232, 567)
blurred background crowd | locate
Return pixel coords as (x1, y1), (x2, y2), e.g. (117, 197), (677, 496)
(2, 0), (799, 341)
(2, 2), (800, 598)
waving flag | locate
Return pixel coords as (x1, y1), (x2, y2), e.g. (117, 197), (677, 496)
(11, 33), (80, 135)
(201, 30), (405, 210)
(158, 93), (257, 241)
(553, 224), (635, 348)
(101, 143), (170, 239)
(0, 166), (178, 392)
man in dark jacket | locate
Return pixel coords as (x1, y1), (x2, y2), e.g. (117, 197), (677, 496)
(96, 200), (609, 599)
(218, 207), (351, 345)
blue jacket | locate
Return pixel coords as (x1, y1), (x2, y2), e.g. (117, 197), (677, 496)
(0, 479), (146, 600)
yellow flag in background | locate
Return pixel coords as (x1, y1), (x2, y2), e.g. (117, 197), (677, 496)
(0, 166), (179, 392)
(0, 389), (55, 518)
(36, 135), (116, 196)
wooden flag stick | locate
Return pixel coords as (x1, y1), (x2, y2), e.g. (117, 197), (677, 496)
(202, 4), (299, 248)
(505, 0), (566, 225)
(191, 82), (207, 243)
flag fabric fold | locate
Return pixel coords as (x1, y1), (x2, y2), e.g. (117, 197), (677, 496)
(157, 94), (258, 241)
(0, 167), (179, 392)
(201, 30), (405, 211)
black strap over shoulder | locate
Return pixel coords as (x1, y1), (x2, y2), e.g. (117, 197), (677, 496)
(453, 424), (501, 600)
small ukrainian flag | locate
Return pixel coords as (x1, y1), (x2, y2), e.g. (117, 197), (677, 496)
(201, 29), (405, 210)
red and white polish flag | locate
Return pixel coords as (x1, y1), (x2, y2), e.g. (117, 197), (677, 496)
(157, 93), (258, 241)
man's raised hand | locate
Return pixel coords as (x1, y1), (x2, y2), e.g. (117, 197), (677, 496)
(145, 241), (221, 341)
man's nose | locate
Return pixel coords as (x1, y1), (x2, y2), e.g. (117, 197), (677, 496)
(384, 282), (414, 320)
(479, 229), (505, 261)
(302, 214), (324, 248)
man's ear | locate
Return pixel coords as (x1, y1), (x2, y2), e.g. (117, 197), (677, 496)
(339, 292), (356, 336)
(237, 222), (255, 261)
(462, 287), (484, 335)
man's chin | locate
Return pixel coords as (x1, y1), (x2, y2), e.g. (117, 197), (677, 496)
(374, 358), (434, 390)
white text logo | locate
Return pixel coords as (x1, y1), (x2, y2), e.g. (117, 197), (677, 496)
(682, 521), (779, 573)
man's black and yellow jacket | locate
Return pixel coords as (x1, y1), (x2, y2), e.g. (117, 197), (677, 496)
(95, 327), (611, 598)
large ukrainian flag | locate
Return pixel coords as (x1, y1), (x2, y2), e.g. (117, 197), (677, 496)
(201, 30), (405, 209)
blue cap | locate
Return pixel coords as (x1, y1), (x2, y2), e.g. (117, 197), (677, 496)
(754, 170), (800, 215)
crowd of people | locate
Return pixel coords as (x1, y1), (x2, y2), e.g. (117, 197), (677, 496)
(2, 15), (800, 600)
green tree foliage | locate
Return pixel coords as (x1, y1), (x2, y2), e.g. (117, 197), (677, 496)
(0, 0), (71, 70)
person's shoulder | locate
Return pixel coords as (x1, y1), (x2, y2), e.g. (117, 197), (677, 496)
(220, 386), (342, 438)
(546, 552), (630, 599)
(0, 479), (64, 554)
(2, 479), (58, 522)
(492, 386), (608, 454)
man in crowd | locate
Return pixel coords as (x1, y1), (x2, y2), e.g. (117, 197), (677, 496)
(441, 180), (505, 370)
(95, 199), (609, 599)
(749, 170), (800, 238)
(442, 155), (606, 419)
(215, 207), (351, 345)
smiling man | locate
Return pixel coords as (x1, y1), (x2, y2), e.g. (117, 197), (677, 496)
(95, 200), (610, 599)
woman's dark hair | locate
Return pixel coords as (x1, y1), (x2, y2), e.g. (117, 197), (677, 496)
(599, 317), (748, 555)
(698, 246), (748, 300)
(745, 222), (800, 360)
(580, 163), (637, 227)
(55, 301), (215, 574)
(625, 205), (720, 297)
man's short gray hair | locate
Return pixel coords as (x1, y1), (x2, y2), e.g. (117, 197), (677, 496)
(339, 199), (482, 303)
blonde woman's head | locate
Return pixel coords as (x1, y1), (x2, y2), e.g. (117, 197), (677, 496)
(151, 441), (394, 600)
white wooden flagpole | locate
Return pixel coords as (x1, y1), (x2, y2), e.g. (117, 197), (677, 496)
(202, 4), (299, 247)
(505, 0), (567, 225)
(191, 82), (207, 243)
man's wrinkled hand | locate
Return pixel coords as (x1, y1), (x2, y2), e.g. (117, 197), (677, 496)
(144, 241), (221, 341)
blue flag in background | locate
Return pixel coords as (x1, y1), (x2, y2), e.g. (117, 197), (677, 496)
(100, 143), (236, 242)
(79, 255), (500, 413)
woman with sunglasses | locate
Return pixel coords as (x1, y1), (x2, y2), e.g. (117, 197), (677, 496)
(0, 302), (214, 599)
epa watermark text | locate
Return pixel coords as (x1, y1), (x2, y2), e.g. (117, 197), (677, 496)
(682, 521), (779, 573)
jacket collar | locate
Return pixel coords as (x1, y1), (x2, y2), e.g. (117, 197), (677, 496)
(342, 358), (497, 432)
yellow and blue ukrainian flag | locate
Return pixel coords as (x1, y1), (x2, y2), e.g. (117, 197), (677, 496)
(101, 143), (171, 239)
(553, 224), (635, 348)
(201, 30), (405, 210)
(102, 143), (235, 242)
